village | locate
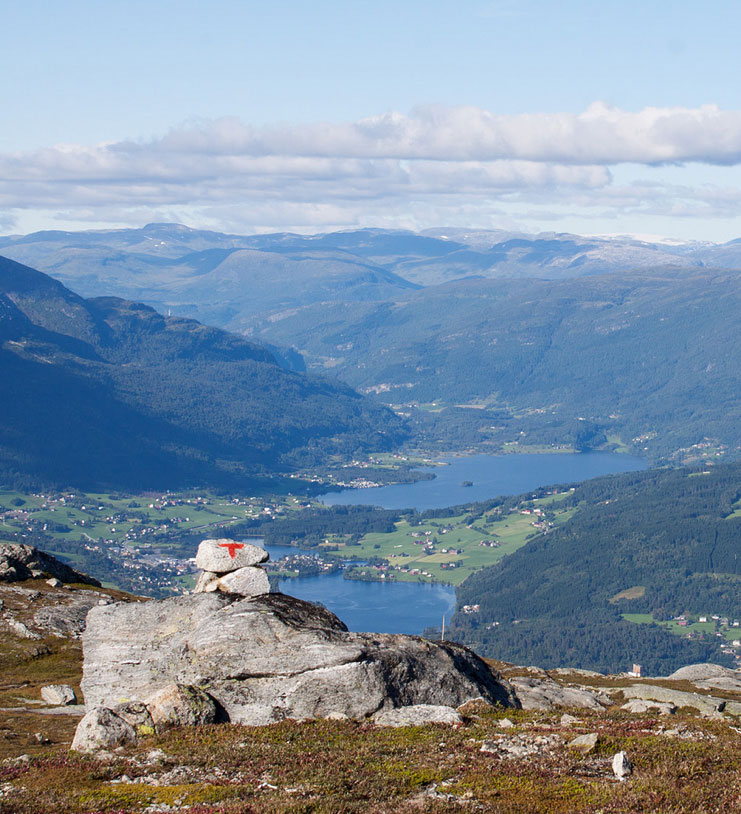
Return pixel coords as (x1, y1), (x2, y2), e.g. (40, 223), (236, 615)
(0, 488), (308, 595)
(0, 484), (573, 595)
(326, 497), (570, 586)
(623, 610), (741, 664)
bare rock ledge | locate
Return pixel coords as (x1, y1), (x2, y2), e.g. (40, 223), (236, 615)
(78, 592), (518, 737)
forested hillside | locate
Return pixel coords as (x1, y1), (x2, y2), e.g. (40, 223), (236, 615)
(451, 463), (741, 673)
(0, 256), (405, 490)
(6, 224), (741, 462)
(257, 268), (741, 462)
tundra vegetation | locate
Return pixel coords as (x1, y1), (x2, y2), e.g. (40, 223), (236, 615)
(3, 572), (741, 813)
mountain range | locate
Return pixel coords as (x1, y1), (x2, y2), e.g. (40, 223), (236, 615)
(5, 223), (741, 463)
(5, 222), (741, 332)
(257, 267), (741, 461)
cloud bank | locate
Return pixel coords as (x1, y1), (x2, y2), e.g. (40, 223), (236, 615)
(144, 103), (741, 165)
(3, 103), (741, 235)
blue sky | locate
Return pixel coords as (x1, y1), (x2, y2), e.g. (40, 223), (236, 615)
(3, 0), (741, 240)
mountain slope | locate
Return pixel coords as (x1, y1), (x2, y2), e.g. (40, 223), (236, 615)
(0, 256), (405, 490)
(255, 268), (741, 461)
(451, 463), (741, 673)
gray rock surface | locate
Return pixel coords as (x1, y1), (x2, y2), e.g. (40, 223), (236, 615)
(114, 702), (156, 735)
(509, 676), (607, 710)
(40, 684), (77, 706)
(621, 699), (676, 715)
(0, 543), (99, 585)
(216, 566), (270, 597)
(6, 619), (41, 639)
(550, 668), (603, 678)
(480, 733), (563, 759)
(668, 663), (741, 692)
(569, 732), (599, 753)
(145, 684), (218, 729)
(71, 707), (136, 752)
(33, 591), (104, 638)
(372, 704), (463, 727)
(560, 713), (579, 725)
(195, 539), (268, 573)
(619, 684), (741, 716)
(79, 592), (518, 726)
(668, 663), (735, 681)
(194, 571), (218, 593)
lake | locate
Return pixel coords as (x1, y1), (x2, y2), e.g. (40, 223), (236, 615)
(254, 541), (456, 634)
(320, 451), (647, 511)
(260, 451), (647, 634)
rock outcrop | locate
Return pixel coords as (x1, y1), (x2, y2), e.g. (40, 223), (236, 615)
(667, 663), (741, 692)
(195, 538), (269, 572)
(508, 676), (608, 711)
(71, 707), (137, 752)
(0, 543), (99, 586)
(619, 683), (741, 716)
(75, 589), (518, 747)
(40, 684), (77, 706)
(372, 704), (463, 727)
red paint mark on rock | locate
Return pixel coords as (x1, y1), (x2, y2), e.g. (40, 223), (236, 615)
(218, 542), (245, 559)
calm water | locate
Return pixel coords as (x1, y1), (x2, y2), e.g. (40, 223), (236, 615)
(253, 540), (456, 634)
(252, 451), (646, 634)
(320, 451), (647, 511)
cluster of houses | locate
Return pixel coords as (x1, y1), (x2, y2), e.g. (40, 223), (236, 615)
(0, 490), (304, 596)
(671, 614), (741, 660)
(333, 478), (382, 489)
(263, 552), (341, 578)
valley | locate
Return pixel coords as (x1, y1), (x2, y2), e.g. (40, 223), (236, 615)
(5, 452), (741, 675)
(5, 224), (741, 465)
(3, 228), (741, 675)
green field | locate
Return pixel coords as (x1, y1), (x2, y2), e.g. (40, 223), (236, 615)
(726, 496), (741, 519)
(0, 486), (575, 590)
(0, 489), (306, 547)
(623, 612), (735, 640)
(325, 493), (574, 585)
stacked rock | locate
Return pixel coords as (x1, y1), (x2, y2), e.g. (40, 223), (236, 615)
(193, 538), (270, 597)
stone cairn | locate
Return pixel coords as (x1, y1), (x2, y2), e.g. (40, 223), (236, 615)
(193, 538), (270, 597)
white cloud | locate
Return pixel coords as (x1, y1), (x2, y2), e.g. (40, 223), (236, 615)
(3, 103), (741, 236)
(132, 103), (741, 165)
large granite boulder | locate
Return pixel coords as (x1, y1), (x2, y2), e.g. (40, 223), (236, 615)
(0, 543), (100, 585)
(79, 592), (518, 727)
(71, 707), (137, 752)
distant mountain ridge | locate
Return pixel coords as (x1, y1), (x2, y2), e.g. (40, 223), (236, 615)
(0, 255), (405, 491)
(3, 222), (740, 335)
(6, 223), (741, 463)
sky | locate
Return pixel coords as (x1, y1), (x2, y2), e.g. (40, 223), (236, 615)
(3, 0), (741, 241)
